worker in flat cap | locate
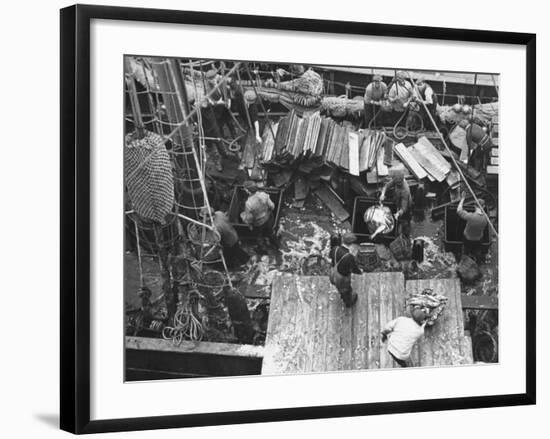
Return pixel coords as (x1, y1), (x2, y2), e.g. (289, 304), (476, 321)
(205, 68), (237, 139)
(201, 206), (249, 268)
(457, 192), (489, 263)
(363, 74), (388, 128)
(329, 232), (362, 308)
(381, 308), (427, 367)
(386, 70), (414, 123)
(240, 181), (278, 250)
(458, 119), (493, 173)
(414, 75), (440, 129)
(380, 169), (413, 238)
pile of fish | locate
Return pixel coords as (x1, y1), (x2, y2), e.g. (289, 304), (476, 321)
(363, 204), (395, 236)
(406, 288), (449, 326)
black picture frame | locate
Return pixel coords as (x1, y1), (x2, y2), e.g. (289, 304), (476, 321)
(60, 4), (536, 434)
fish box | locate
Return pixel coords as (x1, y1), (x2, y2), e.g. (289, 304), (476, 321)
(228, 186), (284, 238)
(444, 205), (491, 254)
(351, 197), (398, 244)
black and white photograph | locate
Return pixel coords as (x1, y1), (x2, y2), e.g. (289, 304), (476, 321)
(124, 56), (499, 380)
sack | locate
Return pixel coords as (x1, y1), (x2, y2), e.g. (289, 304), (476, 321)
(457, 255), (482, 283)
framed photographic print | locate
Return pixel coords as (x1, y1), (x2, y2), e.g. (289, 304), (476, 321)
(60, 4), (536, 434)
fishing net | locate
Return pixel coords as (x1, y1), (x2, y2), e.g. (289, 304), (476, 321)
(125, 129), (175, 223)
(277, 69), (324, 96)
(320, 96), (364, 117)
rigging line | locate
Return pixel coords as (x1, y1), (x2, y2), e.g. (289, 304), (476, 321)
(407, 72), (498, 238)
(133, 219), (145, 287)
(188, 61), (233, 287)
(244, 63), (276, 143)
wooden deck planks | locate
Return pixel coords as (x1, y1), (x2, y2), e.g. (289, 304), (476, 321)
(311, 277), (330, 373)
(306, 277), (322, 372)
(379, 273), (396, 369)
(338, 283), (354, 370)
(352, 275), (369, 369)
(263, 274), (471, 375)
(292, 276), (314, 372)
(366, 274), (381, 369)
(326, 283), (343, 372)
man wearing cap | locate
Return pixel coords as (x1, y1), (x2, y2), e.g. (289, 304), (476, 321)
(386, 71), (414, 122)
(329, 232), (362, 308)
(205, 69), (237, 139)
(240, 181), (278, 249)
(415, 76), (439, 128)
(202, 207), (249, 268)
(229, 78), (261, 143)
(458, 119), (493, 172)
(379, 170), (413, 237)
(363, 74), (388, 128)
(198, 97), (225, 172)
(457, 192), (488, 262)
(381, 308), (427, 367)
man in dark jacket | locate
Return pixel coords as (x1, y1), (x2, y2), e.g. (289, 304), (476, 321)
(380, 170), (413, 237)
(202, 207), (249, 268)
(329, 232), (362, 307)
(459, 119), (493, 173)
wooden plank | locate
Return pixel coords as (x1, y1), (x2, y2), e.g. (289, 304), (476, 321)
(311, 276), (330, 372)
(383, 137), (394, 166)
(302, 277), (319, 372)
(339, 276), (354, 370)
(437, 279), (461, 365)
(359, 131), (372, 172)
(292, 276), (314, 372)
(314, 184), (350, 223)
(352, 274), (369, 370)
(348, 131), (360, 176)
(460, 294), (498, 310)
(366, 273), (381, 368)
(263, 273), (285, 347)
(394, 142), (427, 180)
(126, 336), (264, 358)
(417, 136), (452, 173)
(379, 272), (396, 369)
(411, 142), (448, 182)
(326, 281), (344, 372)
(376, 144), (389, 177)
(262, 274), (298, 374)
(409, 144), (445, 182)
(343, 127), (351, 170)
